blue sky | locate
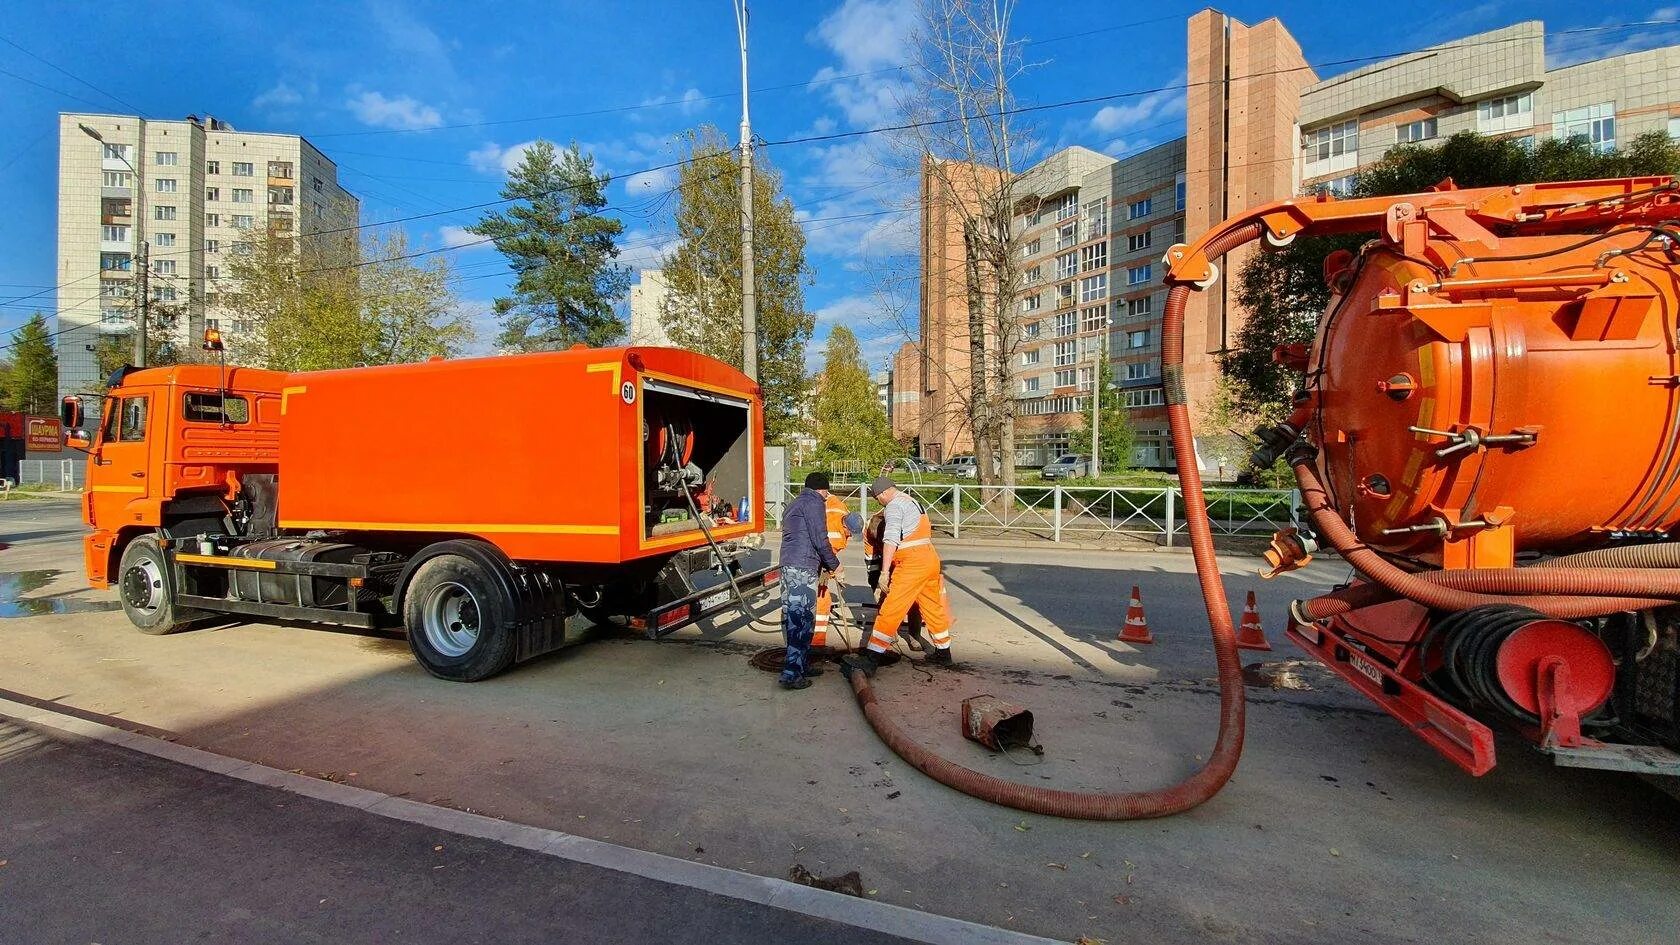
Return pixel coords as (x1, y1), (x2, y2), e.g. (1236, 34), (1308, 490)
(2, 1), (1675, 370)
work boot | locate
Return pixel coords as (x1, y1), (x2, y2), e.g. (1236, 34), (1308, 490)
(779, 675), (813, 691)
(841, 649), (880, 679)
(803, 663), (826, 678)
(924, 647), (954, 667)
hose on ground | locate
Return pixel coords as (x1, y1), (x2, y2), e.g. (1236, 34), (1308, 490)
(845, 224), (1262, 819)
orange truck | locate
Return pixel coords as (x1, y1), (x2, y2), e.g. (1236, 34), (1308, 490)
(62, 346), (777, 680)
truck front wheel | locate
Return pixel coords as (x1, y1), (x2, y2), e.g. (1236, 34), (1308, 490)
(404, 555), (517, 682)
(118, 535), (197, 635)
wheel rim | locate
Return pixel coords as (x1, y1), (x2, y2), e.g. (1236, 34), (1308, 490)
(121, 557), (165, 615)
(421, 581), (481, 658)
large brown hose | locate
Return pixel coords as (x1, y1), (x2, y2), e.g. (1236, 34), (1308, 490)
(1299, 581), (1674, 621)
(844, 225), (1262, 819)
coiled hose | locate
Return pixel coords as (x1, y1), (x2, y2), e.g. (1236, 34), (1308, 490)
(845, 224), (1262, 819)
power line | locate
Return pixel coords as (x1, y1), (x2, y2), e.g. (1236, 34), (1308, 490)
(0, 31), (148, 114)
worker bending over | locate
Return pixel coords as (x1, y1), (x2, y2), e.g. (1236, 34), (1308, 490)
(844, 476), (954, 677)
(814, 491), (863, 650)
(863, 509), (925, 649)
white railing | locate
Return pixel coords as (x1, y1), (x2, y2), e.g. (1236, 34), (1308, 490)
(773, 481), (1299, 545)
(11, 459), (84, 491)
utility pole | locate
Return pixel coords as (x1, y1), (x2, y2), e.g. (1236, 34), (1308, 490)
(1090, 318), (1110, 478)
(733, 0), (757, 381)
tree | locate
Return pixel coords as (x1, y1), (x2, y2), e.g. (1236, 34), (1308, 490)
(469, 140), (629, 351)
(225, 226), (471, 372)
(661, 126), (814, 445)
(1224, 131), (1680, 423)
(811, 325), (896, 467)
(1066, 355), (1133, 474)
(3, 314), (58, 414)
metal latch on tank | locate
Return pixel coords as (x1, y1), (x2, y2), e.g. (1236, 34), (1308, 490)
(1407, 424), (1539, 460)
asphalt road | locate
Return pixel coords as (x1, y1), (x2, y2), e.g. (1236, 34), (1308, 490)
(0, 718), (920, 945)
(3, 497), (1678, 944)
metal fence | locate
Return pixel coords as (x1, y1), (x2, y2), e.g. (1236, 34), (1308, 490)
(10, 459), (84, 491)
(773, 481), (1299, 545)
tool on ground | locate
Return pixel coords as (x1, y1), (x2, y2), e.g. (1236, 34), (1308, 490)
(1118, 585), (1154, 645)
(1236, 591), (1272, 652)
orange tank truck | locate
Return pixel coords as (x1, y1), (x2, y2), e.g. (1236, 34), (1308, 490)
(1164, 176), (1680, 780)
(62, 346), (777, 681)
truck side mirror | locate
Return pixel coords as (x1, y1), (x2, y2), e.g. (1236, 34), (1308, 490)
(61, 395), (83, 429)
(66, 429), (91, 451)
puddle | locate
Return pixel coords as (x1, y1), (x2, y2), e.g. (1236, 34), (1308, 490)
(0, 570), (122, 618)
(1242, 659), (1318, 691)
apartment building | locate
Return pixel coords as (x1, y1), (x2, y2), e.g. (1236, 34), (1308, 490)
(1298, 22), (1680, 195)
(910, 9), (1680, 472)
(889, 341), (920, 446)
(627, 269), (676, 347)
(56, 112), (358, 404)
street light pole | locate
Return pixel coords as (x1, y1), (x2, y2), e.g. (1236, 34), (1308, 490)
(733, 0), (757, 381)
(1090, 320), (1109, 478)
(80, 121), (147, 367)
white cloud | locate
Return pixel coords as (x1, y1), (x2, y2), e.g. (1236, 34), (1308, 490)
(1548, 8), (1680, 67)
(252, 81), (305, 110)
(813, 294), (877, 326)
(467, 139), (540, 174)
(639, 87), (709, 117)
(616, 226), (681, 272)
(347, 90), (444, 130)
(624, 162), (679, 196)
(437, 225), (484, 250)
(809, 0), (916, 127)
(1089, 77), (1186, 138)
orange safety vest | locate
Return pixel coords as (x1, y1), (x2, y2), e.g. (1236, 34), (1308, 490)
(894, 510), (936, 557)
(824, 494), (852, 552)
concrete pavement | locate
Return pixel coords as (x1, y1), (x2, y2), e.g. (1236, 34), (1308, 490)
(2, 500), (1677, 943)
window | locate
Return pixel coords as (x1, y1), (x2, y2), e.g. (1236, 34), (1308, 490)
(1080, 305), (1107, 333)
(1174, 171), (1186, 212)
(206, 160), (220, 174)
(205, 265), (220, 279)
(1397, 118), (1437, 144)
(1671, 117), (1680, 142)
(117, 396), (147, 442)
(1053, 193), (1077, 222)
(1080, 242), (1107, 272)
(1127, 328), (1152, 349)
(232, 188), (254, 203)
(154, 151), (178, 166)
(1127, 295), (1153, 318)
(1081, 198), (1107, 241)
(1127, 231), (1152, 253)
(232, 214), (253, 228)
(1127, 264), (1152, 286)
(102, 143), (129, 162)
(1055, 312), (1077, 337)
(1020, 294), (1041, 313)
(154, 205), (176, 221)
(1050, 368), (1077, 388)
(100, 252), (130, 271)
(155, 178), (177, 193)
(1056, 222), (1077, 250)
(232, 319), (254, 334)
(154, 232), (175, 247)
(232, 162), (254, 176)
(269, 186), (294, 205)
(1022, 238), (1041, 257)
(1021, 376), (1040, 394)
(101, 225), (128, 242)
(206, 318), (221, 331)
(1127, 198), (1152, 220)
(1055, 252), (1077, 280)
(268, 161), (294, 179)
(1126, 361), (1157, 381)
(1024, 320), (1040, 338)
(1124, 388), (1165, 408)
(1054, 340), (1077, 366)
(312, 176), (323, 193)
(184, 392), (249, 424)
(1303, 118), (1360, 176)
(1554, 103), (1616, 154)
(1057, 282), (1075, 307)
(153, 285), (177, 301)
(100, 280), (132, 300)
(153, 259), (176, 275)
(1024, 264), (1042, 284)
(102, 170), (131, 188)
(205, 186), (220, 201)
(1318, 175), (1358, 198)
(206, 213), (220, 227)
(1477, 92), (1532, 133)
(1079, 273), (1107, 302)
(1022, 348), (1040, 366)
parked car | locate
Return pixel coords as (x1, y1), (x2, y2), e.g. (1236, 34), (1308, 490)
(1040, 454), (1092, 480)
(941, 455), (980, 478)
(889, 456), (937, 474)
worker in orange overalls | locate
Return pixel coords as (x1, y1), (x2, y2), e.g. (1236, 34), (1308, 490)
(843, 476), (954, 677)
(813, 492), (862, 650)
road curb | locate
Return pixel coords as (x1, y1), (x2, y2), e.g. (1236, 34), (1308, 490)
(0, 696), (1064, 945)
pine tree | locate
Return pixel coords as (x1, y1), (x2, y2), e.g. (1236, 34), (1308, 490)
(1067, 355), (1133, 474)
(470, 140), (629, 351)
(812, 325), (895, 467)
(5, 313), (58, 414)
(661, 126), (813, 445)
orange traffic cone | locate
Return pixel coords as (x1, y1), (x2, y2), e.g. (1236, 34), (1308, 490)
(1118, 585), (1154, 644)
(1237, 590), (1272, 651)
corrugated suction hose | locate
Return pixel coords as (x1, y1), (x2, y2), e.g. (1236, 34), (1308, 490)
(844, 225), (1262, 819)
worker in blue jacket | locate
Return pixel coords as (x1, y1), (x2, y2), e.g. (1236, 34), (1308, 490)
(777, 471), (844, 690)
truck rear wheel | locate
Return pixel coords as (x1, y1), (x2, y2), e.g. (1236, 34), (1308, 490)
(404, 554), (517, 682)
(118, 535), (197, 635)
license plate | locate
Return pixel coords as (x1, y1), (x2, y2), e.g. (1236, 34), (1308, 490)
(698, 589), (731, 612)
(1347, 651), (1383, 686)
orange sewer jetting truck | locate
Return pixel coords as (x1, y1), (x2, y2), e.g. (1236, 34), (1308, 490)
(61, 345), (776, 681)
